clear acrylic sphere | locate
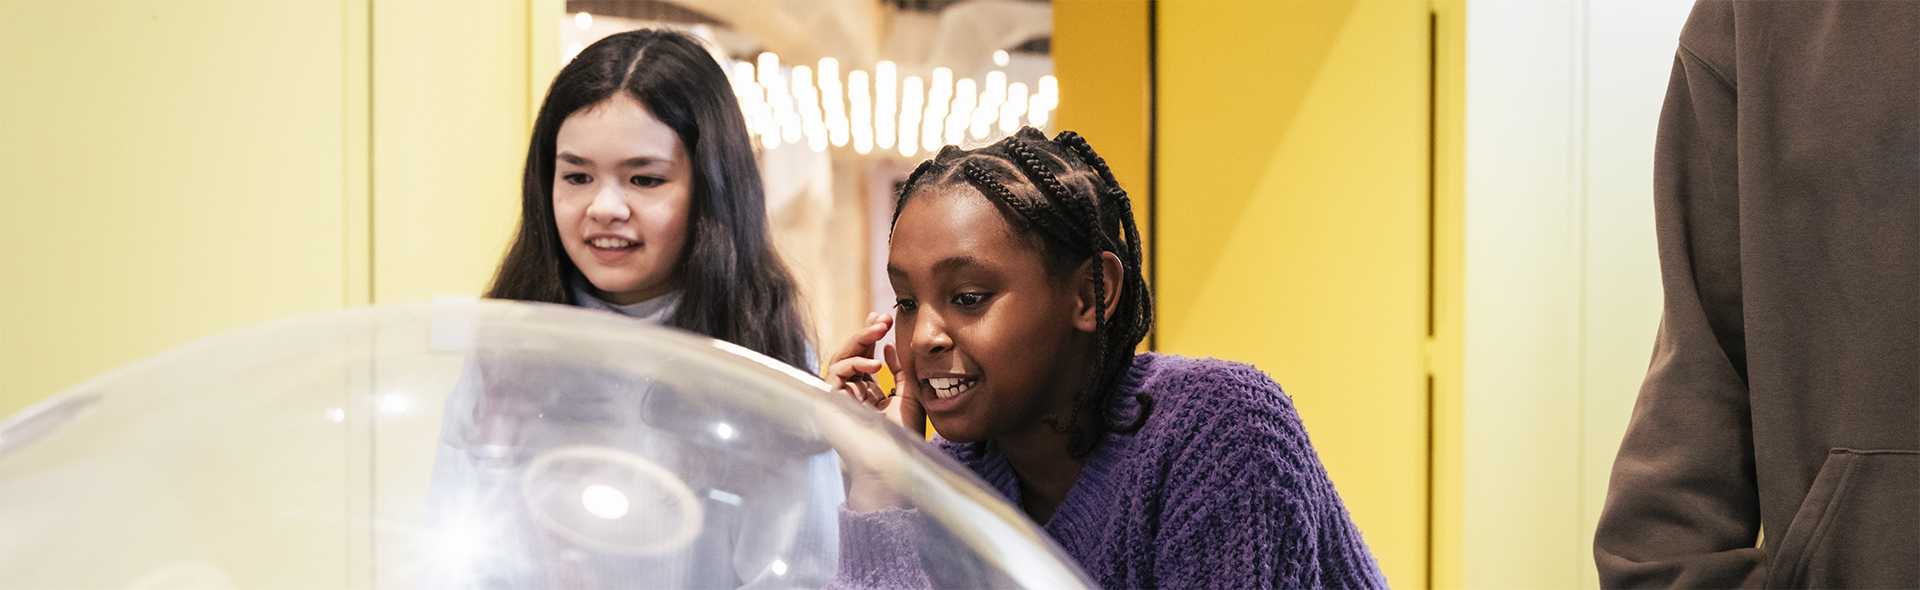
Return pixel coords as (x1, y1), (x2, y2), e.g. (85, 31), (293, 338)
(0, 301), (1090, 589)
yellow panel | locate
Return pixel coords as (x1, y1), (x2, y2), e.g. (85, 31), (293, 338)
(1158, 2), (1432, 587)
(371, 0), (529, 303)
(1429, 2), (1466, 588)
(0, 1), (358, 586)
(1052, 0), (1151, 267)
(0, 1), (353, 421)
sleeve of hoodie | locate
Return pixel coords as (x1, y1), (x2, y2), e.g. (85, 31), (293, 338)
(1592, 2), (1766, 588)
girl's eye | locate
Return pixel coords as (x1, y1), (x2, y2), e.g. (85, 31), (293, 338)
(630, 175), (665, 188)
(562, 173), (592, 185)
(893, 299), (918, 313)
(952, 292), (988, 307)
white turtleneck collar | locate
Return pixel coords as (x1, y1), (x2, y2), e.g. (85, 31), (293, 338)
(572, 282), (682, 326)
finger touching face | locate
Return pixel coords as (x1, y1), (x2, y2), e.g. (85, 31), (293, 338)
(886, 188), (1089, 443)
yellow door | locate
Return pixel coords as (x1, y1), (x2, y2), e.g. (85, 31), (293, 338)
(1058, 2), (1451, 587)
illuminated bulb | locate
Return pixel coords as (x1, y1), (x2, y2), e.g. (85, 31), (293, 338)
(849, 70), (873, 154)
(575, 12), (592, 29)
(947, 78), (976, 144)
(757, 53), (779, 87)
(820, 58), (848, 146)
(760, 65), (799, 145)
(875, 61), (897, 149)
(581, 484), (630, 519)
(731, 61), (757, 97)
(731, 62), (770, 144)
(1000, 82), (1028, 132)
(715, 423), (735, 439)
(771, 559), (789, 576)
(898, 75), (924, 157)
(993, 49), (1010, 67)
(780, 109), (803, 145)
(973, 71), (1007, 139)
(1028, 92), (1051, 127)
(793, 65), (827, 151)
(760, 114), (780, 148)
(1029, 75), (1058, 129)
(922, 67), (952, 151)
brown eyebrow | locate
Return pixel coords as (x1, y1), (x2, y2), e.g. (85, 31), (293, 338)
(887, 255), (987, 280)
(555, 152), (673, 168)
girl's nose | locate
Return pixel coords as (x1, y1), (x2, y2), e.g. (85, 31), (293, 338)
(913, 312), (951, 355)
(586, 183), (630, 222)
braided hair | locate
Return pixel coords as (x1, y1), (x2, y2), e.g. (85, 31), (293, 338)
(893, 127), (1154, 458)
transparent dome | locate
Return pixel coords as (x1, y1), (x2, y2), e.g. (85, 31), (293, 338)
(0, 301), (1090, 589)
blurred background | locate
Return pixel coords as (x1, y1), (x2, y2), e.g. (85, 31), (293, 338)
(0, 0), (1696, 587)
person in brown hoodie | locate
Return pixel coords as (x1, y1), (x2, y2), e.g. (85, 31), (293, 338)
(1593, 1), (1918, 588)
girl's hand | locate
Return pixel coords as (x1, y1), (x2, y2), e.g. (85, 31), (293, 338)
(826, 313), (926, 437)
(823, 313), (926, 513)
(826, 313), (894, 409)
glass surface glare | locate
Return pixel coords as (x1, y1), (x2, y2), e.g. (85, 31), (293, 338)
(0, 301), (1090, 589)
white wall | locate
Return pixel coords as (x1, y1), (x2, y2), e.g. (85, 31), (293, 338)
(1462, 1), (1692, 587)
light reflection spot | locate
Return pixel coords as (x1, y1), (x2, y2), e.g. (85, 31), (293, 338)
(581, 484), (629, 519)
(707, 488), (743, 506)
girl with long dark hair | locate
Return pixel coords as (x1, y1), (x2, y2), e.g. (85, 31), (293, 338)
(425, 29), (837, 588)
(488, 28), (811, 371)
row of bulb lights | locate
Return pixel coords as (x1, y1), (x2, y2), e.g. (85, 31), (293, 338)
(728, 53), (1059, 156)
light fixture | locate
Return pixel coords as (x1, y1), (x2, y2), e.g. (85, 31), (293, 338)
(722, 55), (1060, 156)
(820, 58), (848, 147)
(946, 78), (976, 145)
(875, 61), (897, 149)
(922, 68), (952, 152)
(972, 71), (1006, 139)
(898, 75), (924, 157)
(1000, 82), (1028, 133)
(850, 70), (874, 154)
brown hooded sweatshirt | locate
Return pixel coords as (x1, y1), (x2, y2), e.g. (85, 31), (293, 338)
(1593, 1), (1919, 588)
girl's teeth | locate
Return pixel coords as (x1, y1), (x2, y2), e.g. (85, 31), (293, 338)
(927, 378), (974, 399)
(591, 238), (633, 248)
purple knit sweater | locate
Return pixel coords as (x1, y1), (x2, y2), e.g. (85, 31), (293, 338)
(834, 352), (1387, 589)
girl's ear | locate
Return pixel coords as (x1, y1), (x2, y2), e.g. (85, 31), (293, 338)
(1073, 251), (1125, 333)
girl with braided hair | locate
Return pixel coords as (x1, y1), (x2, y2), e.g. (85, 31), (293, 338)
(825, 127), (1385, 588)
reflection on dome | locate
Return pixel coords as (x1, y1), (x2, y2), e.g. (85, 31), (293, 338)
(0, 301), (1091, 589)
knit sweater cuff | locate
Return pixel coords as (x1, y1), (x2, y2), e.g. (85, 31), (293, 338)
(828, 504), (931, 590)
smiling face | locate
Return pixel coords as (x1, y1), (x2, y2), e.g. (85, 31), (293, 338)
(888, 188), (1097, 444)
(552, 93), (693, 305)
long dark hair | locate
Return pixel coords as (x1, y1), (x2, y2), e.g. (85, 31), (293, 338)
(895, 127), (1155, 457)
(487, 28), (812, 372)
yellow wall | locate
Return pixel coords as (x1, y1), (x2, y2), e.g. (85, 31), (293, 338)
(370, 0), (541, 305)
(1430, 2), (1467, 588)
(0, 0), (359, 419)
(1156, 2), (1436, 587)
(0, 0), (536, 418)
(1051, 0), (1152, 267)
